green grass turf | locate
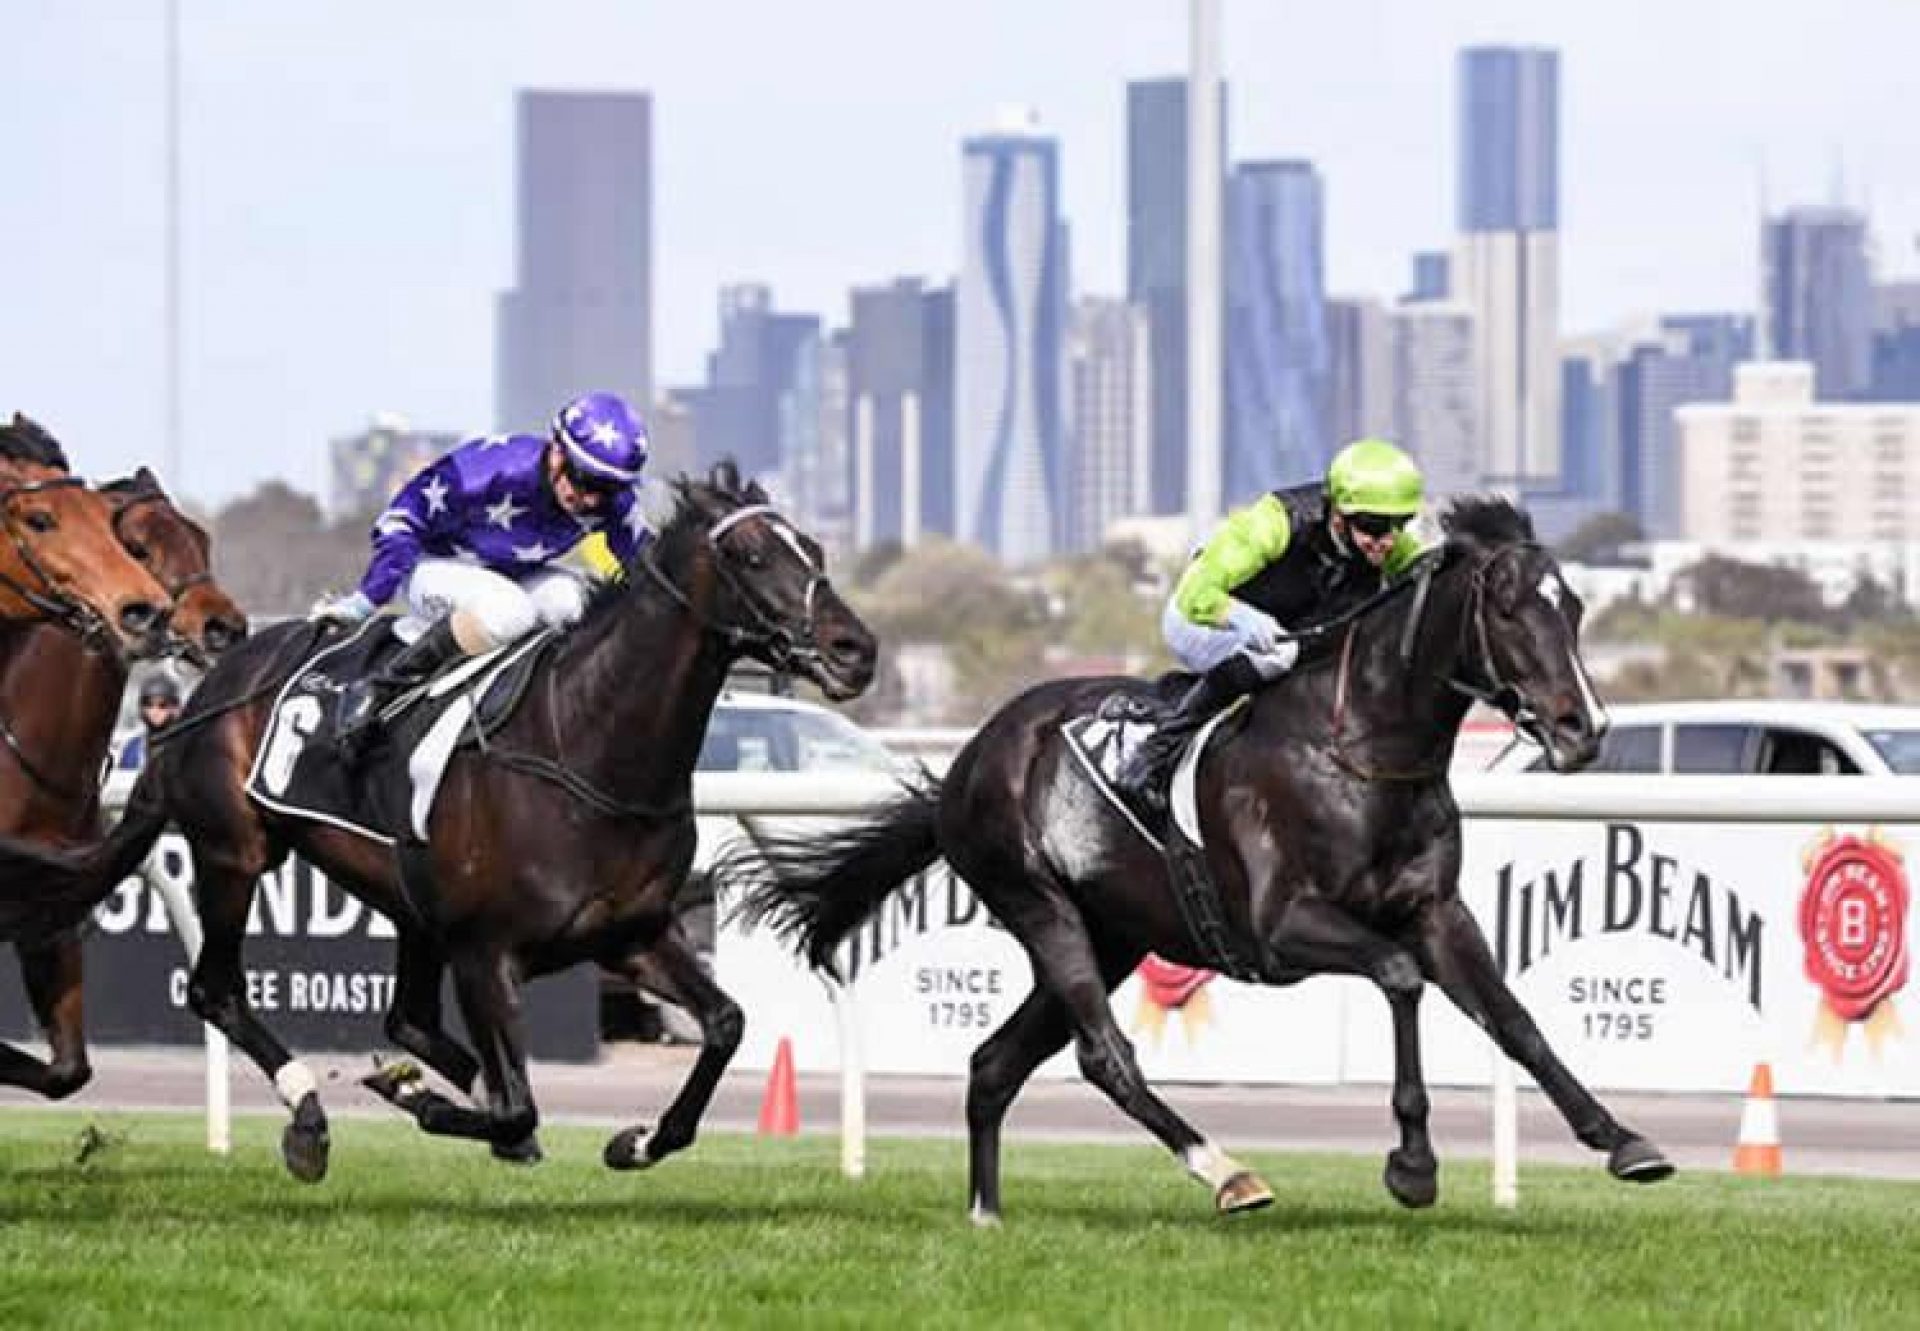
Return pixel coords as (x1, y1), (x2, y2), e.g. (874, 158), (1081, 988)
(0, 1111), (1912, 1329)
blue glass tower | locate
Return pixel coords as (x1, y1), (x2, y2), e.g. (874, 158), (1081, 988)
(1224, 160), (1329, 498)
(957, 120), (1069, 563)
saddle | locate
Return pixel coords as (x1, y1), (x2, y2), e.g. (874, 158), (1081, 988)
(245, 620), (557, 852)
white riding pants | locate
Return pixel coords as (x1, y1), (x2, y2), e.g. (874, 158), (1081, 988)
(1160, 596), (1297, 681)
(397, 559), (588, 649)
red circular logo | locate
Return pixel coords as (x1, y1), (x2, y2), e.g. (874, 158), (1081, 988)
(1799, 836), (1911, 1022)
(1137, 955), (1215, 1010)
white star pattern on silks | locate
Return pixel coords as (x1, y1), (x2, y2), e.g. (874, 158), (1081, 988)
(478, 433), (512, 449)
(590, 420), (621, 447)
(420, 474), (450, 516)
(622, 499), (648, 542)
(512, 540), (551, 563)
(485, 494), (525, 530)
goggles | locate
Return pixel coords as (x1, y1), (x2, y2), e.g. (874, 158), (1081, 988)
(1342, 510), (1412, 540)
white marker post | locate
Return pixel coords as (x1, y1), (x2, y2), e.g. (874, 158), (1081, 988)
(146, 834), (231, 1155)
(1492, 1049), (1518, 1208)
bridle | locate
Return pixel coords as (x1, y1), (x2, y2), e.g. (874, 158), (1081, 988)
(640, 502), (832, 677)
(110, 488), (215, 602)
(1326, 541), (1556, 781)
(0, 476), (114, 646)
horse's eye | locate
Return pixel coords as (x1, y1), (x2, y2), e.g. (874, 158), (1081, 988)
(25, 510), (55, 533)
(127, 540), (151, 561)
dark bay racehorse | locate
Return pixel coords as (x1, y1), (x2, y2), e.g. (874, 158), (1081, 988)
(0, 415), (172, 659)
(0, 463), (874, 1181)
(0, 461), (246, 1093)
(737, 497), (1672, 1223)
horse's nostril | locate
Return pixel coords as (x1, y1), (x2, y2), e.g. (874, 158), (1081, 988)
(119, 602), (161, 634)
(830, 633), (873, 663)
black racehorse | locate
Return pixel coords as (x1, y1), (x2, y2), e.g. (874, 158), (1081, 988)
(0, 462), (876, 1181)
(737, 497), (1672, 1223)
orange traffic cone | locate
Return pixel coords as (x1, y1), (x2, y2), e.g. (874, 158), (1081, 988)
(1732, 1062), (1782, 1177)
(757, 1037), (799, 1137)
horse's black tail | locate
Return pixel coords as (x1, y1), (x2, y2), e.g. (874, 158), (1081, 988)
(0, 764), (171, 938)
(726, 772), (945, 977)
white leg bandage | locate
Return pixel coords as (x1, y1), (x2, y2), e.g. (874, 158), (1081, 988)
(274, 1060), (319, 1109)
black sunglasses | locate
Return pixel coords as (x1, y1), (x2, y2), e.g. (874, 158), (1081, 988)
(1343, 511), (1412, 540)
(141, 698), (179, 710)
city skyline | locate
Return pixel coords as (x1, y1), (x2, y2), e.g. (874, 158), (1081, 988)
(5, 1), (1920, 503)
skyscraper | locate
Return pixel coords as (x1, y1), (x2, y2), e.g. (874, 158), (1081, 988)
(849, 277), (950, 549)
(1762, 206), (1872, 399)
(1128, 79), (1190, 516)
(1064, 297), (1152, 552)
(957, 112), (1069, 564)
(1618, 314), (1753, 537)
(1392, 300), (1480, 501)
(1224, 160), (1330, 498)
(496, 91), (652, 433)
(1326, 297), (1396, 449)
(694, 284), (819, 481)
(1455, 46), (1561, 486)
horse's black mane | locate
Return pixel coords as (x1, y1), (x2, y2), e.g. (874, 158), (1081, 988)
(0, 413), (72, 470)
(1439, 495), (1535, 552)
(577, 458), (766, 626)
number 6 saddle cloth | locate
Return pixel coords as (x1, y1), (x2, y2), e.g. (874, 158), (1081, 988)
(244, 619), (555, 847)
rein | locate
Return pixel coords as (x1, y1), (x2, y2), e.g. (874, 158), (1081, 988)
(0, 705), (89, 802)
(1323, 543), (1534, 784)
(473, 503), (821, 823)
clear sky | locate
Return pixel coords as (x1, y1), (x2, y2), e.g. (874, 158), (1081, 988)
(3, 1), (1917, 505)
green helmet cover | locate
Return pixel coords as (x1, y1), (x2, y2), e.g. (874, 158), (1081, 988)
(1326, 438), (1423, 516)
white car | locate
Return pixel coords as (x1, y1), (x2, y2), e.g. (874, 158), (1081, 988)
(1490, 700), (1920, 776)
(611, 688), (906, 1041)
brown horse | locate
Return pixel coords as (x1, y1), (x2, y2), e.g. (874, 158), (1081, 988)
(0, 460), (246, 1095)
(737, 498), (1671, 1223)
(0, 463), (875, 1182)
(0, 415), (171, 658)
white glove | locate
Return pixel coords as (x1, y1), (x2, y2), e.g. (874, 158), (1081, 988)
(1248, 638), (1301, 678)
(1225, 601), (1283, 655)
(312, 590), (376, 625)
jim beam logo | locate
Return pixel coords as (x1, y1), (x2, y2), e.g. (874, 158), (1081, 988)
(1799, 828), (1910, 1059)
(1131, 955), (1215, 1046)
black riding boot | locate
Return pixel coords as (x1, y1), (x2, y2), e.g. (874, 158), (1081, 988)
(336, 618), (464, 757)
(1115, 655), (1264, 817)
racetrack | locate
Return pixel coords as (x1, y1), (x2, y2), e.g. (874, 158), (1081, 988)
(39, 1044), (1920, 1181)
(0, 1112), (1912, 1328)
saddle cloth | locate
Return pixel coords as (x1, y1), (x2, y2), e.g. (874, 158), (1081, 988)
(244, 620), (555, 845)
(1058, 691), (1242, 852)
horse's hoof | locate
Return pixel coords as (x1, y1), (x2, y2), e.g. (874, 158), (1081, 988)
(491, 1134), (544, 1166)
(603, 1125), (655, 1172)
(1384, 1149), (1439, 1209)
(280, 1113), (330, 1183)
(968, 1203), (1003, 1230)
(1215, 1170), (1274, 1215)
(1608, 1134), (1675, 1184)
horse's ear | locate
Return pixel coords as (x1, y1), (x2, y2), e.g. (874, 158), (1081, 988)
(745, 478), (770, 504)
(133, 465), (164, 494)
(708, 458), (742, 496)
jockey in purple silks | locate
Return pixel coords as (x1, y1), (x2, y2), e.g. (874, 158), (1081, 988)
(316, 391), (653, 750)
